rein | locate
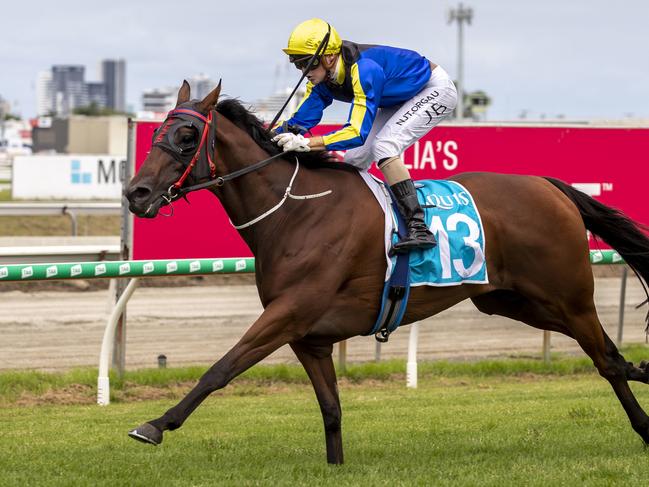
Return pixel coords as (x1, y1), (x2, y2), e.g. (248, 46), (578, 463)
(168, 151), (287, 200)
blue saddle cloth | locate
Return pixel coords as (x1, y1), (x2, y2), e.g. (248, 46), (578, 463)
(368, 179), (488, 337)
(403, 179), (488, 286)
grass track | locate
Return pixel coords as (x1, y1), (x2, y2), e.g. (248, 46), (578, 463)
(2, 372), (649, 485)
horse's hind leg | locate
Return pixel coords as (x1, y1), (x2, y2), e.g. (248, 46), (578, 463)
(606, 333), (649, 384)
(473, 290), (649, 443)
(565, 308), (649, 443)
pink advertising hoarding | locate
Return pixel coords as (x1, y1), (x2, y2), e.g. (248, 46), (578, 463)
(132, 121), (648, 259)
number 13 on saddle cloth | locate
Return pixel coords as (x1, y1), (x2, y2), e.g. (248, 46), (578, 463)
(360, 172), (488, 286)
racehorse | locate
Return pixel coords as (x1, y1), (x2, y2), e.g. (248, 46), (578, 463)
(125, 80), (649, 465)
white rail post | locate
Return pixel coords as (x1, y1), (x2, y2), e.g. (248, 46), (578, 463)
(543, 330), (551, 364)
(338, 340), (347, 373)
(617, 266), (628, 345)
(407, 322), (419, 388)
(97, 277), (139, 406)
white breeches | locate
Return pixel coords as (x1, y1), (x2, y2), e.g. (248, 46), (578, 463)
(343, 65), (458, 169)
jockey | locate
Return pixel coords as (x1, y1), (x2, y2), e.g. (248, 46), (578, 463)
(272, 18), (458, 252)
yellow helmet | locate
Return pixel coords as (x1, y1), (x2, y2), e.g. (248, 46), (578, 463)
(282, 18), (342, 56)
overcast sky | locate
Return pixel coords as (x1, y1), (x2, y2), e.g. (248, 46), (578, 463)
(1, 0), (648, 121)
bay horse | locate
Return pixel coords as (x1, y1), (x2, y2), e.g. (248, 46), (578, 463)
(125, 81), (649, 464)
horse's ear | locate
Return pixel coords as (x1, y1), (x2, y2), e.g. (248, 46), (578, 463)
(176, 80), (191, 107)
(198, 79), (222, 112)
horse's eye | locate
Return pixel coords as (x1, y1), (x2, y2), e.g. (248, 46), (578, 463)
(182, 134), (194, 144)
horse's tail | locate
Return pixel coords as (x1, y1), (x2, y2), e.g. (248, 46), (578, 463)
(544, 177), (649, 323)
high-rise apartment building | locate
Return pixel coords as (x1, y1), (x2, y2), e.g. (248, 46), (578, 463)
(36, 71), (53, 116)
(101, 59), (126, 112)
(86, 82), (108, 108)
(51, 65), (87, 116)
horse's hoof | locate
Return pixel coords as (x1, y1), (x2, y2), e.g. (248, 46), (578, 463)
(128, 423), (163, 446)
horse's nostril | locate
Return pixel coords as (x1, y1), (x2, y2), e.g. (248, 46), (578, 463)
(128, 185), (152, 202)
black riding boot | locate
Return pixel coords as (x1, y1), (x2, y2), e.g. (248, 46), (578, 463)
(390, 179), (437, 253)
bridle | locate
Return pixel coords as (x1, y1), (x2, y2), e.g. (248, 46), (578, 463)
(147, 105), (332, 226)
(148, 105), (302, 218)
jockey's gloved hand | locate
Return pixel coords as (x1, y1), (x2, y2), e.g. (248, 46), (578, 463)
(272, 132), (311, 152)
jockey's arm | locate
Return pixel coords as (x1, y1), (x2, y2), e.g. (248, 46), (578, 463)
(273, 82), (332, 136)
(320, 60), (384, 152)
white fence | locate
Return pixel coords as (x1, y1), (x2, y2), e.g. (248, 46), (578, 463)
(0, 202), (120, 236)
(0, 236), (120, 264)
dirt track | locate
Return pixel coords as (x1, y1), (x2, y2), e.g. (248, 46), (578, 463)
(1, 276), (647, 371)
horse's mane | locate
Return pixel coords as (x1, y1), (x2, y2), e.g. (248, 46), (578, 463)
(215, 98), (356, 172)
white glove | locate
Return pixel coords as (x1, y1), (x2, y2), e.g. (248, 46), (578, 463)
(271, 132), (311, 152)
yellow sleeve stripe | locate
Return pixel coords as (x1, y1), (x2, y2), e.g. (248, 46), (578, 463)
(322, 64), (367, 147)
(294, 82), (314, 114)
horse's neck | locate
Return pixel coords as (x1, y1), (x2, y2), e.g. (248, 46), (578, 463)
(211, 129), (298, 252)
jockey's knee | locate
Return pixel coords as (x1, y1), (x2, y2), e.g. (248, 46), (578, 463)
(378, 155), (411, 185)
(343, 147), (372, 169)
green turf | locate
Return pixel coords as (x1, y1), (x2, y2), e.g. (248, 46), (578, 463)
(4, 344), (649, 405)
(1, 375), (649, 486)
(3, 349), (649, 485)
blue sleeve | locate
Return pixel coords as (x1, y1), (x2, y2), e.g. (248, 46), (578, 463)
(322, 59), (385, 151)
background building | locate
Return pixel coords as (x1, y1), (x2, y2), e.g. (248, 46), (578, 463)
(141, 87), (176, 114)
(51, 65), (87, 117)
(36, 71), (53, 116)
(188, 74), (216, 101)
(252, 86), (306, 124)
(36, 59), (127, 117)
(101, 59), (126, 112)
(86, 82), (108, 108)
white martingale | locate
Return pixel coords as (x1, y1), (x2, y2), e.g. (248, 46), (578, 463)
(231, 159), (332, 230)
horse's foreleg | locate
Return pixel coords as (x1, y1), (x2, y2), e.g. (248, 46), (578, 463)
(128, 299), (314, 445)
(291, 340), (343, 465)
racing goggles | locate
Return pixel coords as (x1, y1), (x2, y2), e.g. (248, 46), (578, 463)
(289, 54), (321, 72)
